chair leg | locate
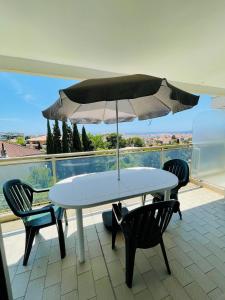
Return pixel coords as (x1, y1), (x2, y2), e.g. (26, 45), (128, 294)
(160, 239), (171, 275)
(64, 209), (68, 226)
(23, 228), (35, 266)
(112, 208), (117, 249)
(24, 227), (29, 253)
(178, 208), (182, 220)
(175, 196), (182, 220)
(57, 220), (66, 259)
(125, 241), (136, 288)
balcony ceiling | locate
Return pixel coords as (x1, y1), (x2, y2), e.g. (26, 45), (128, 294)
(1, 1), (225, 95)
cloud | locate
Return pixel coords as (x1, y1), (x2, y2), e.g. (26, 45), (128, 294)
(1, 73), (41, 108)
(0, 73), (23, 95)
(23, 93), (36, 104)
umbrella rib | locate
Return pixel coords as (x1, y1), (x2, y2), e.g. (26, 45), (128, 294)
(155, 95), (172, 111)
(128, 99), (138, 116)
(128, 92), (172, 120)
(102, 101), (107, 123)
(69, 103), (82, 121)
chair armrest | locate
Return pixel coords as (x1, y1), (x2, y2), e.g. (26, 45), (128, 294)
(112, 204), (123, 225)
(20, 206), (56, 222)
(22, 183), (49, 194)
(32, 188), (50, 193)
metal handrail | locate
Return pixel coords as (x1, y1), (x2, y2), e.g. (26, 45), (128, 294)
(0, 144), (192, 166)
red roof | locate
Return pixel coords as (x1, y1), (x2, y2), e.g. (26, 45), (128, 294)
(0, 141), (41, 158)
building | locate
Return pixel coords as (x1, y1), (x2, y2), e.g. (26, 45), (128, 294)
(26, 135), (46, 150)
(0, 141), (41, 158)
(0, 132), (24, 141)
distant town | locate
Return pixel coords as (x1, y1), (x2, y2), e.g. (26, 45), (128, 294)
(124, 132), (192, 146)
(0, 129), (192, 159)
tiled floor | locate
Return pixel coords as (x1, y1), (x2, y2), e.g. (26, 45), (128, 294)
(3, 183), (225, 300)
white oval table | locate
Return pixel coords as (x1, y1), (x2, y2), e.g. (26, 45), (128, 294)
(49, 167), (178, 262)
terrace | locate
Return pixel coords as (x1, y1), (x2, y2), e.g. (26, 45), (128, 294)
(2, 180), (225, 300)
(2, 2), (225, 299)
(1, 145), (225, 299)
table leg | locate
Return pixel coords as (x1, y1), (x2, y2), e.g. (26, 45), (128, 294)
(141, 194), (146, 206)
(76, 208), (85, 263)
(164, 189), (171, 201)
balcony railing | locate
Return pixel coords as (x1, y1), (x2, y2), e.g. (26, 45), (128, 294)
(0, 145), (192, 214)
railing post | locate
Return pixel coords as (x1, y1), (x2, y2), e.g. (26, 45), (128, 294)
(52, 156), (57, 184)
(160, 147), (164, 168)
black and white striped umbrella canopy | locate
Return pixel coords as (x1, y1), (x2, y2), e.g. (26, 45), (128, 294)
(42, 74), (199, 124)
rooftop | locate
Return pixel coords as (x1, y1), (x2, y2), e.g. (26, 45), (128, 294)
(3, 183), (225, 299)
(27, 136), (46, 143)
(0, 141), (41, 158)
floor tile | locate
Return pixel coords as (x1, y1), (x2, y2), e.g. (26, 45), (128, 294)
(12, 271), (30, 299)
(77, 270), (96, 300)
(45, 261), (62, 288)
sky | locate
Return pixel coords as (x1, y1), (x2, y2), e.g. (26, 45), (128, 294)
(0, 72), (212, 136)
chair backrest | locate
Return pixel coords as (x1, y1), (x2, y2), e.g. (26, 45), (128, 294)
(121, 200), (179, 248)
(3, 179), (33, 217)
(163, 159), (189, 190)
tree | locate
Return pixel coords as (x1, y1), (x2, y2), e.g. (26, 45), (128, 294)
(16, 136), (25, 145)
(88, 134), (108, 150)
(53, 120), (61, 153)
(126, 136), (145, 147)
(105, 133), (126, 149)
(46, 119), (54, 154)
(72, 123), (82, 152)
(82, 126), (94, 151)
(62, 121), (69, 153)
(67, 123), (73, 152)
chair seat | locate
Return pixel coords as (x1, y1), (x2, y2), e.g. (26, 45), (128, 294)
(24, 205), (63, 227)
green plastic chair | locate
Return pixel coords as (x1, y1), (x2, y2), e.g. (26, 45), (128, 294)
(3, 179), (68, 265)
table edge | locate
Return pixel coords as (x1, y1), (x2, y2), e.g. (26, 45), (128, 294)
(49, 182), (178, 209)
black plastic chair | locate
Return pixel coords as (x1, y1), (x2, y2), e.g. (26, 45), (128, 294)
(112, 200), (179, 288)
(3, 179), (68, 265)
(143, 159), (189, 220)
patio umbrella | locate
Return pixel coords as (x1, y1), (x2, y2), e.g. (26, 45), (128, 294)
(42, 74), (199, 180)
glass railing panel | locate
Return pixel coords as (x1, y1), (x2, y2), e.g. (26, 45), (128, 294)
(0, 161), (53, 212)
(55, 151), (161, 181)
(0, 147), (191, 213)
(192, 110), (225, 187)
(120, 150), (161, 169)
(55, 155), (116, 181)
(163, 147), (192, 165)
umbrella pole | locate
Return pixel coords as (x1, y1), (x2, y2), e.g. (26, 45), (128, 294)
(116, 100), (120, 181)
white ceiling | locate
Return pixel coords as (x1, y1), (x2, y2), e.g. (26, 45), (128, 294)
(1, 0), (225, 95)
